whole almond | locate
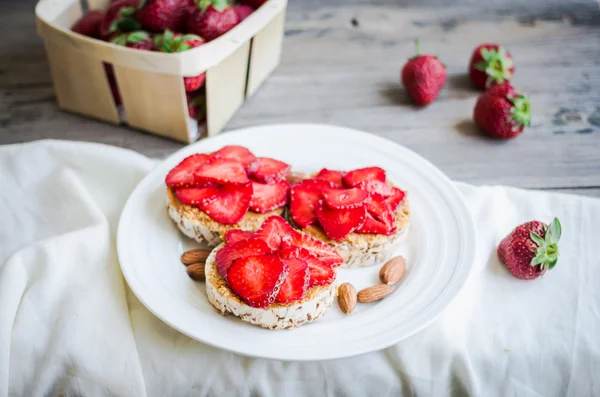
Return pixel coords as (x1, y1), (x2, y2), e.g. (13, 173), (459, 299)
(187, 262), (206, 281)
(181, 249), (210, 265)
(357, 284), (394, 303)
(337, 283), (357, 314)
(379, 256), (406, 285)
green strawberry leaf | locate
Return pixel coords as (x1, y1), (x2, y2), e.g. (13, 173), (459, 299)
(178, 43), (192, 52)
(530, 232), (546, 247)
(529, 218), (561, 272)
(212, 0), (230, 12)
(127, 31), (149, 44)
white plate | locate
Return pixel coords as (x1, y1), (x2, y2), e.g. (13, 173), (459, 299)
(118, 124), (476, 361)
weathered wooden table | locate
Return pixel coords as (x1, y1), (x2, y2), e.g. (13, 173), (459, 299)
(1, 0), (599, 196)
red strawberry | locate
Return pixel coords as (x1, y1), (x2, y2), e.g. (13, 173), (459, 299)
(175, 186), (219, 205)
(322, 187), (368, 209)
(110, 31), (153, 50)
(315, 168), (345, 188)
(72, 10), (105, 38)
(215, 237), (271, 277)
(197, 182), (252, 224)
(253, 216), (295, 251)
(187, 0), (240, 42)
(250, 157), (291, 184)
(194, 158), (249, 185)
(283, 232), (343, 267)
(356, 199), (395, 235)
(281, 244), (336, 287)
(276, 249), (310, 303)
(250, 179), (290, 213)
(224, 229), (254, 245)
(497, 218), (561, 280)
(187, 93), (206, 121)
(469, 44), (515, 90)
(384, 187), (406, 210)
(473, 83), (531, 139)
(136, 0), (193, 32)
(401, 42), (446, 106)
(234, 4), (254, 21)
(154, 30), (206, 92)
(240, 0), (267, 8)
(210, 145), (258, 171)
(165, 153), (210, 187)
(100, 0), (140, 39)
(343, 167), (386, 188)
(227, 254), (288, 308)
(316, 201), (367, 241)
(289, 183), (322, 228)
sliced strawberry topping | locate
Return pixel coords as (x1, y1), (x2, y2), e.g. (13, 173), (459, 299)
(175, 186), (219, 205)
(384, 187), (406, 210)
(356, 199), (396, 235)
(250, 157), (291, 184)
(165, 153), (209, 188)
(296, 179), (334, 190)
(315, 168), (345, 188)
(224, 229), (254, 245)
(194, 158), (249, 185)
(253, 216), (295, 251)
(316, 201), (367, 241)
(283, 231), (343, 267)
(215, 238), (271, 278)
(289, 184), (322, 228)
(357, 180), (395, 200)
(343, 167), (386, 187)
(249, 179), (290, 213)
(281, 244), (336, 287)
(210, 145), (258, 171)
(227, 254), (288, 308)
(197, 182), (252, 224)
(276, 248), (310, 304)
(322, 187), (368, 209)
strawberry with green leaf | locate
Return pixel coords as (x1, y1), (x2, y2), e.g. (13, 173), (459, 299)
(469, 43), (515, 90)
(154, 30), (206, 92)
(100, 0), (141, 39)
(473, 82), (530, 139)
(187, 0), (240, 42)
(498, 218), (561, 280)
(110, 31), (153, 50)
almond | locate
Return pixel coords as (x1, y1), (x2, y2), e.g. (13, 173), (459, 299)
(379, 256), (406, 285)
(181, 249), (210, 265)
(357, 284), (394, 303)
(337, 283), (357, 314)
(187, 262), (206, 281)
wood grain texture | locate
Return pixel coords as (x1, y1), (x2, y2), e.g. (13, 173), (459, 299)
(1, 0), (599, 197)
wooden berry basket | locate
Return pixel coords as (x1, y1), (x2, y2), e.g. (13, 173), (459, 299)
(35, 0), (287, 143)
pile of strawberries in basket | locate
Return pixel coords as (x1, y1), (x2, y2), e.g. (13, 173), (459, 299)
(71, 0), (266, 122)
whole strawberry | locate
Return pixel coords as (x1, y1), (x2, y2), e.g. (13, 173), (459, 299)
(136, 0), (194, 33)
(187, 93), (206, 121)
(187, 0), (240, 42)
(72, 10), (105, 39)
(469, 43), (515, 90)
(154, 30), (206, 92)
(498, 218), (561, 280)
(110, 31), (154, 50)
(473, 82), (530, 139)
(100, 0), (140, 40)
(401, 42), (447, 106)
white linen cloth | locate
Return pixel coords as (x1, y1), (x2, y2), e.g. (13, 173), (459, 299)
(1, 140), (599, 397)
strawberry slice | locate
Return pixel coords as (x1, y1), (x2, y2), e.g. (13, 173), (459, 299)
(210, 145), (258, 171)
(281, 243), (336, 287)
(384, 187), (406, 210)
(250, 157), (291, 184)
(227, 254), (288, 308)
(343, 167), (386, 187)
(194, 158), (249, 185)
(283, 231), (343, 267)
(224, 229), (254, 245)
(197, 182), (252, 224)
(249, 179), (291, 213)
(316, 201), (367, 241)
(289, 184), (322, 228)
(253, 216), (295, 251)
(356, 199), (396, 235)
(315, 168), (345, 188)
(357, 180), (395, 200)
(165, 153), (210, 188)
(175, 186), (220, 205)
(276, 248), (310, 304)
(215, 238), (271, 278)
(322, 187), (368, 209)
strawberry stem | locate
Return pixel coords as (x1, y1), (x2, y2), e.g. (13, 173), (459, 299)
(414, 39), (420, 56)
(530, 218), (561, 272)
